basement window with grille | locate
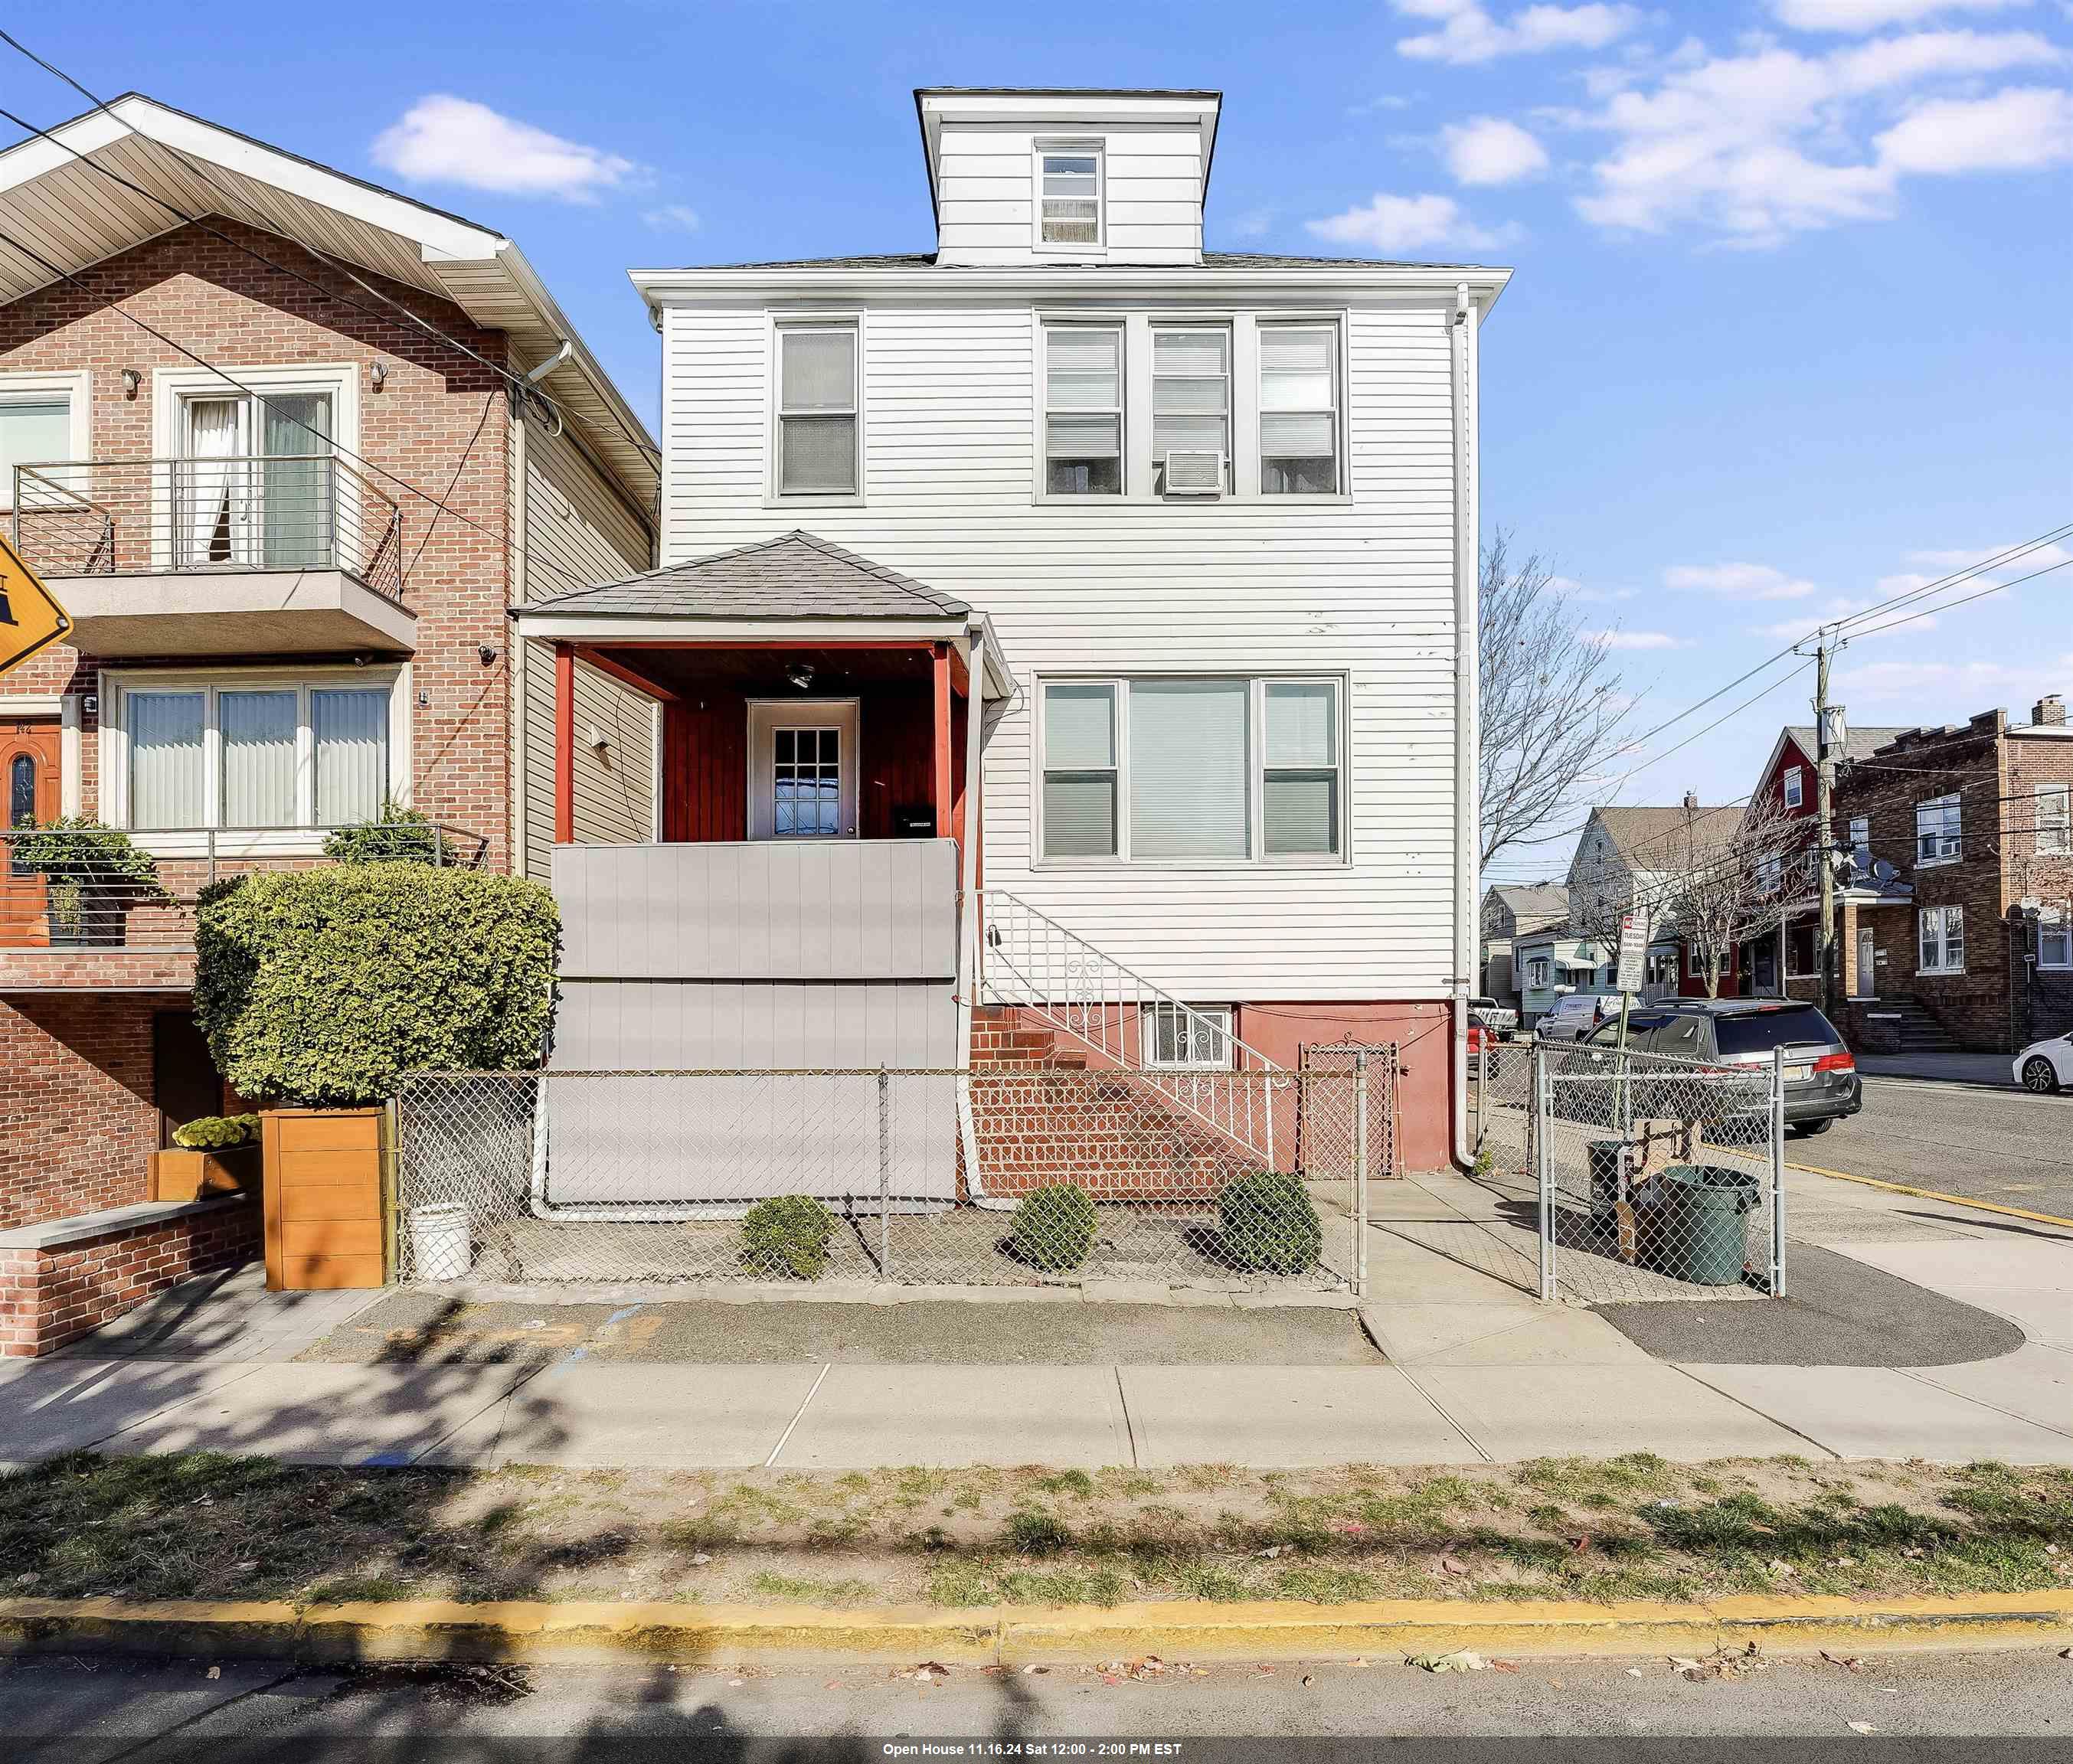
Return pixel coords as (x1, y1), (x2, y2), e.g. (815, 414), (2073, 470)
(1142, 1001), (1234, 1070)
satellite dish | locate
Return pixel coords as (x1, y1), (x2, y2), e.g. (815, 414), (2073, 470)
(1871, 858), (1898, 887)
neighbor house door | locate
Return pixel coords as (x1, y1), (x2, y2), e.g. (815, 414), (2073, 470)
(0, 717), (59, 945)
(1856, 926), (1875, 999)
(746, 699), (860, 840)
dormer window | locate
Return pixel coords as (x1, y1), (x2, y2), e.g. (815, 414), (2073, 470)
(1038, 145), (1103, 250)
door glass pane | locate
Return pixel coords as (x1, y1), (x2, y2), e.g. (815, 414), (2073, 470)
(262, 393), (335, 568)
(180, 398), (246, 567)
(130, 692), (205, 829)
(8, 753), (34, 827)
(773, 724), (842, 838)
(313, 688), (387, 825)
(1130, 679), (1247, 861)
(220, 690), (297, 828)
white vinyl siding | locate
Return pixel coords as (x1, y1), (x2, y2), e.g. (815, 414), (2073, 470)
(934, 123), (1203, 266)
(2037, 785), (2071, 854)
(659, 297), (1463, 998)
(1915, 793), (1962, 864)
(1919, 904), (1964, 975)
(1043, 325), (1123, 495)
(774, 322), (859, 496)
(1151, 325), (1230, 492)
(1259, 324), (1340, 495)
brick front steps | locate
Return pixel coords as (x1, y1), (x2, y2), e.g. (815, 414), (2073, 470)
(0, 1197), (259, 1357)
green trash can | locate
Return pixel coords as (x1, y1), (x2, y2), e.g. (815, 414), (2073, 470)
(1652, 1164), (1762, 1285)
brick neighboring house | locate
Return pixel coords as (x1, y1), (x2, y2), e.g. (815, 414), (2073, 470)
(0, 96), (656, 1353)
(1829, 696), (2073, 1054)
(1478, 883), (1568, 1011)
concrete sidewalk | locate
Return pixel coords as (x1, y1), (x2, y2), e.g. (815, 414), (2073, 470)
(4, 1168), (2068, 1473)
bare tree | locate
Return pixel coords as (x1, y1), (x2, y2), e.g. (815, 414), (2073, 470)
(1479, 532), (1632, 870)
(1652, 795), (1809, 999)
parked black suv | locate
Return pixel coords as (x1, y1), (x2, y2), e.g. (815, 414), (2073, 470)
(1581, 998), (1862, 1136)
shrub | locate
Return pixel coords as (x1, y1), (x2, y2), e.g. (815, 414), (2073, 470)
(171, 1113), (262, 1151)
(741, 1195), (835, 1279)
(9, 819), (168, 942)
(322, 802), (455, 866)
(1218, 1170), (1323, 1273)
(1009, 1183), (1098, 1271)
(194, 863), (559, 1108)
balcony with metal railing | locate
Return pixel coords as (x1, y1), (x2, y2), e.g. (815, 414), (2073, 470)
(0, 820), (485, 991)
(9, 457), (414, 657)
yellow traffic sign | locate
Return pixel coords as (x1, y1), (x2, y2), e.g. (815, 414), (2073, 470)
(0, 531), (70, 681)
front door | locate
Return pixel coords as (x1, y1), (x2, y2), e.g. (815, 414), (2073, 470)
(0, 718), (59, 945)
(746, 700), (860, 841)
(1856, 926), (1876, 999)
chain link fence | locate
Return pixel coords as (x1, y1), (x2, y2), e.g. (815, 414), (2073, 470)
(1466, 1037), (1786, 1302)
(391, 1063), (1379, 1293)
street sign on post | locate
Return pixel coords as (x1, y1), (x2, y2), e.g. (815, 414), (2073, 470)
(1614, 912), (1646, 997)
(0, 532), (70, 681)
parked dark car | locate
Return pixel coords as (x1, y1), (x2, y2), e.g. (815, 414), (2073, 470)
(1573, 998), (1862, 1137)
(1535, 991), (1614, 1044)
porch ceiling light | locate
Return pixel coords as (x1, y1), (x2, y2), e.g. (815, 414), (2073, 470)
(786, 662), (815, 691)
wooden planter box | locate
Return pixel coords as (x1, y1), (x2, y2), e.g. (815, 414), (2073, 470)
(260, 1106), (388, 1291)
(148, 1142), (260, 1203)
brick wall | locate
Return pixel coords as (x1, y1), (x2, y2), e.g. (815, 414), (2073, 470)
(0, 216), (516, 861)
(2008, 728), (2073, 1044)
(0, 995), (159, 1229)
(0, 1197), (258, 1357)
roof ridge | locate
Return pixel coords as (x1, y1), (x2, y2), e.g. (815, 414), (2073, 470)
(783, 531), (960, 613)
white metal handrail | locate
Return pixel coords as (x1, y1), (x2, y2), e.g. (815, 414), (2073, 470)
(979, 888), (1283, 1167)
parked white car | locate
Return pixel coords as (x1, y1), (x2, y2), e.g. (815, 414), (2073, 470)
(2013, 1031), (2073, 1094)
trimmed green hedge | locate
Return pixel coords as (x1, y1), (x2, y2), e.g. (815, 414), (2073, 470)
(322, 802), (451, 865)
(195, 862), (559, 1108)
(741, 1195), (836, 1280)
(1009, 1184), (1098, 1272)
(171, 1112), (262, 1151)
(1218, 1170), (1323, 1274)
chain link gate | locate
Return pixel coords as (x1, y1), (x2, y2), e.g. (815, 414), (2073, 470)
(1531, 1043), (1787, 1302)
(390, 1065), (1378, 1294)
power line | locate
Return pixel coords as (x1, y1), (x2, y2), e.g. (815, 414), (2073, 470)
(1827, 527), (2073, 640)
(1831, 556), (2072, 645)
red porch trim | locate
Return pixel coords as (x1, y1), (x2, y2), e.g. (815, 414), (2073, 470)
(554, 643), (575, 845)
(573, 645), (679, 702)
(932, 642), (953, 838)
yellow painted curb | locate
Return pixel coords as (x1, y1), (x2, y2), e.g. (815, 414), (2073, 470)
(2, 1591), (2069, 1666)
(1789, 1161), (2073, 1232)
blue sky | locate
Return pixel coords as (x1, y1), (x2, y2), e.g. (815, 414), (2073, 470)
(15, 0), (2071, 880)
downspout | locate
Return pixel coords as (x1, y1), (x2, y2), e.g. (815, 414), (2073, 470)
(955, 619), (1012, 1207)
(1450, 283), (1480, 1170)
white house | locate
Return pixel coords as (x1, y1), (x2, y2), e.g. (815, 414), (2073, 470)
(515, 88), (1508, 1174)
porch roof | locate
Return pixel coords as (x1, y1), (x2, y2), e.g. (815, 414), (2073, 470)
(513, 531), (1014, 697)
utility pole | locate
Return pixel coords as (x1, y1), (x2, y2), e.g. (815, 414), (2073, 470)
(1813, 628), (1838, 1018)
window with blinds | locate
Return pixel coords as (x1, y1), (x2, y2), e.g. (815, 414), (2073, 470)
(775, 323), (858, 495)
(1040, 676), (1345, 864)
(1152, 327), (1231, 493)
(1259, 325), (1340, 495)
(1044, 325), (1123, 496)
(130, 692), (206, 831)
(1038, 149), (1102, 247)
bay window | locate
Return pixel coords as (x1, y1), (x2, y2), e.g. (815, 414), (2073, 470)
(1919, 904), (1964, 975)
(1039, 675), (1345, 863)
(1259, 325), (1340, 495)
(774, 322), (858, 496)
(113, 671), (397, 840)
(1043, 325), (1123, 495)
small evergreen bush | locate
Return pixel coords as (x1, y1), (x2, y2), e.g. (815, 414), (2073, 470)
(171, 1112), (262, 1151)
(322, 802), (453, 865)
(1009, 1183), (1098, 1271)
(741, 1195), (836, 1280)
(1218, 1170), (1323, 1273)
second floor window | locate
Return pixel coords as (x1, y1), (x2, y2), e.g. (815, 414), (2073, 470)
(1260, 325), (1339, 495)
(775, 324), (858, 496)
(0, 397), (68, 509)
(1152, 326), (1231, 492)
(1783, 766), (1803, 809)
(1044, 325), (1123, 496)
(2037, 785), (2071, 854)
(1915, 793), (1962, 864)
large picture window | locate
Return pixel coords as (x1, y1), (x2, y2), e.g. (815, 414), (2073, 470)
(774, 323), (858, 496)
(1039, 676), (1344, 864)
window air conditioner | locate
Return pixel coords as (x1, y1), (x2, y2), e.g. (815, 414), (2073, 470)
(1162, 449), (1225, 497)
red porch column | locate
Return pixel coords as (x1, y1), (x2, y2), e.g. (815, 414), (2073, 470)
(553, 642), (575, 845)
(932, 642), (953, 838)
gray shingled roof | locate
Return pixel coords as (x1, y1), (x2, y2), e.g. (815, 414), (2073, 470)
(676, 249), (1487, 273)
(1492, 883), (1569, 919)
(1784, 724), (1911, 767)
(522, 531), (969, 620)
(1592, 804), (1744, 863)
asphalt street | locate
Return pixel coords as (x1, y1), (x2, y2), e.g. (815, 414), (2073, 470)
(5, 1647), (2069, 1756)
(1802, 1077), (2073, 1222)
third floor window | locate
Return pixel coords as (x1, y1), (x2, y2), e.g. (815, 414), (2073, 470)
(1915, 793), (1962, 864)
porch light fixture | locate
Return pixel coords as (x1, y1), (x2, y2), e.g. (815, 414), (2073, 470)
(121, 368), (142, 399)
(371, 361), (390, 390)
(786, 662), (816, 691)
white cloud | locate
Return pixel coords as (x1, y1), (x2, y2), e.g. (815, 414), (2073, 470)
(1590, 628), (1692, 649)
(1395, 0), (1639, 64)
(1666, 562), (1820, 600)
(371, 96), (638, 201)
(1772, 0), (2032, 31)
(1306, 191), (1502, 252)
(1833, 655), (2071, 711)
(642, 204), (701, 232)
(1875, 85), (2073, 172)
(1442, 116), (1552, 184)
(1569, 30), (2068, 243)
(1227, 205), (1276, 238)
